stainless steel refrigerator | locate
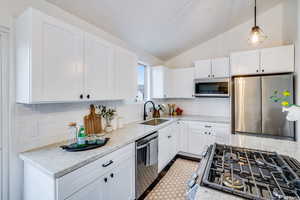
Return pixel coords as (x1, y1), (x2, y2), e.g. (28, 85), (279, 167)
(233, 74), (295, 140)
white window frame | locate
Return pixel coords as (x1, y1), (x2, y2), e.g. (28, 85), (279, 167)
(0, 26), (9, 200)
(137, 61), (151, 102)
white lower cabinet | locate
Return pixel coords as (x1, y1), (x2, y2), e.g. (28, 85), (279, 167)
(66, 174), (107, 200)
(158, 124), (178, 172)
(186, 121), (230, 155)
(23, 143), (135, 200)
(67, 156), (134, 200)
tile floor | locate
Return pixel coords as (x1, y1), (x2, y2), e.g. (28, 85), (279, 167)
(145, 158), (199, 200)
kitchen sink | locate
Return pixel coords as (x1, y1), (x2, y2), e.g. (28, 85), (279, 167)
(140, 119), (169, 126)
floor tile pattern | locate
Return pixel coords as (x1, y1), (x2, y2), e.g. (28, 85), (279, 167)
(145, 158), (198, 200)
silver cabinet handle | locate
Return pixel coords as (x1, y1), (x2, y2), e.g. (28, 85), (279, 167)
(204, 125), (212, 128)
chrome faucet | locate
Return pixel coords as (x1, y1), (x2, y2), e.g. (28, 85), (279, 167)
(143, 101), (156, 121)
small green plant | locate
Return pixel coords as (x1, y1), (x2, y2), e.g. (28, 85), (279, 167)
(97, 105), (116, 121)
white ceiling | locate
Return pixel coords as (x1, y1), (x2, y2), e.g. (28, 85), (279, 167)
(47, 0), (283, 60)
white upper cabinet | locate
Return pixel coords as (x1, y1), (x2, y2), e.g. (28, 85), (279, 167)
(231, 45), (294, 76)
(194, 59), (211, 79)
(211, 57), (230, 78)
(151, 66), (171, 98)
(151, 66), (194, 99)
(114, 47), (138, 100)
(84, 33), (114, 101)
(230, 50), (260, 76)
(16, 8), (84, 103)
(194, 58), (230, 79)
(260, 45), (294, 74)
(16, 8), (138, 104)
(171, 68), (194, 98)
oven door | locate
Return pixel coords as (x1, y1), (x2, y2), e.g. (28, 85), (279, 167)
(194, 78), (229, 97)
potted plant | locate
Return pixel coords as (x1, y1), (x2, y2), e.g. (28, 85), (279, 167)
(97, 105), (116, 133)
(270, 90), (300, 121)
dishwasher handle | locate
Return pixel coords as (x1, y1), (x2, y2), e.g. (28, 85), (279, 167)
(137, 143), (149, 150)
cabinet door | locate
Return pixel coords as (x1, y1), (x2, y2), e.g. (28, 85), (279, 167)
(194, 59), (211, 79)
(107, 157), (135, 200)
(66, 175), (107, 200)
(260, 45), (294, 74)
(33, 13), (84, 102)
(151, 66), (171, 98)
(158, 126), (172, 172)
(213, 123), (230, 145)
(188, 122), (215, 155)
(114, 47), (138, 100)
(230, 50), (260, 76)
(211, 57), (230, 78)
(84, 33), (114, 100)
(177, 121), (189, 152)
(171, 68), (194, 98)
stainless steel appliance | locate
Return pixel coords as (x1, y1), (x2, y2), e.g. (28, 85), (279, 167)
(136, 132), (158, 199)
(194, 78), (230, 97)
(187, 144), (300, 200)
(233, 74), (294, 139)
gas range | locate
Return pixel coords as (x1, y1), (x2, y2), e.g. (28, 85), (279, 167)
(189, 143), (300, 200)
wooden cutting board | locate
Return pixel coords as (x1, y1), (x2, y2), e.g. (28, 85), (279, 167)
(84, 104), (102, 134)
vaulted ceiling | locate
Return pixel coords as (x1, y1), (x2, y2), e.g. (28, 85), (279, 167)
(47, 0), (283, 60)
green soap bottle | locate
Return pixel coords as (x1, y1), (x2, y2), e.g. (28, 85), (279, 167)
(77, 126), (86, 146)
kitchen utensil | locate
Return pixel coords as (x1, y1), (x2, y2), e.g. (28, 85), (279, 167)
(84, 104), (102, 135)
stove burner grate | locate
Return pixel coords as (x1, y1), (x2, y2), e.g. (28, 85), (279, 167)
(201, 144), (300, 200)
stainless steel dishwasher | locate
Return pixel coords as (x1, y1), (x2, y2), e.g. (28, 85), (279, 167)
(136, 132), (158, 199)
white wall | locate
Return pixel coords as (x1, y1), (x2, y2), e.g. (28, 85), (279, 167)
(160, 99), (230, 117)
(165, 3), (286, 68)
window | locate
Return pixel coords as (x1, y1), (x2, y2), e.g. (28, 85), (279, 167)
(136, 62), (150, 102)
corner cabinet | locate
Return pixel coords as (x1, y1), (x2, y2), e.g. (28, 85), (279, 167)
(114, 47), (138, 101)
(231, 45), (294, 76)
(16, 8), (138, 104)
(23, 143), (135, 200)
(151, 66), (194, 99)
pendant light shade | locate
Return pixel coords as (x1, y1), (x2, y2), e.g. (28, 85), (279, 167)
(248, 0), (267, 45)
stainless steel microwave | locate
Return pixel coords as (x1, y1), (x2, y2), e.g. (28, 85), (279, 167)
(194, 78), (230, 97)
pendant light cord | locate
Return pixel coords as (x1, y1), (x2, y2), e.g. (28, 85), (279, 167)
(254, 0), (257, 26)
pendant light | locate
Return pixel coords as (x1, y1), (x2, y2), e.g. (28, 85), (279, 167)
(248, 0), (267, 45)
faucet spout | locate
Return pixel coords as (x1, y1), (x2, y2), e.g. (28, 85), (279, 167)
(143, 101), (156, 121)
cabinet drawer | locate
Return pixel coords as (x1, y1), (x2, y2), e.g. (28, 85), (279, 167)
(188, 121), (213, 130)
(57, 143), (134, 200)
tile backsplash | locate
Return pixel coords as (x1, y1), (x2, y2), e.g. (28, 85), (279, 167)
(156, 98), (231, 117)
(15, 101), (143, 152)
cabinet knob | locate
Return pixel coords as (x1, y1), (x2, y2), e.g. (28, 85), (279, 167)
(87, 94), (90, 99)
(208, 75), (210, 78)
(104, 177), (108, 183)
(167, 135), (172, 139)
(110, 173), (114, 178)
(80, 94), (83, 99)
(212, 75), (214, 77)
(262, 69), (264, 72)
(256, 69), (259, 73)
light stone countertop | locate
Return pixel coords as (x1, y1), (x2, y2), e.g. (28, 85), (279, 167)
(20, 115), (230, 178)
